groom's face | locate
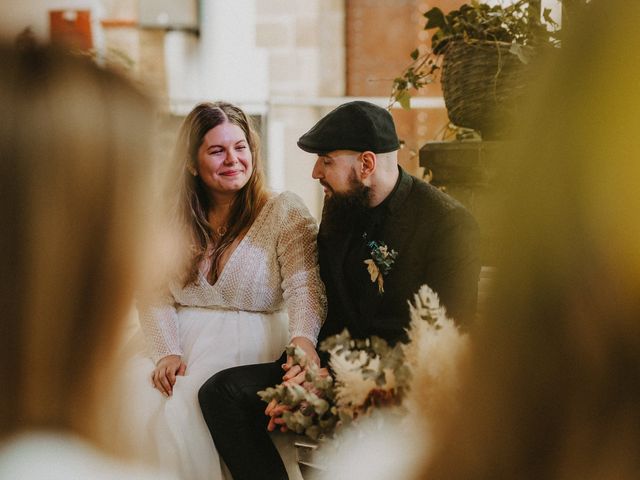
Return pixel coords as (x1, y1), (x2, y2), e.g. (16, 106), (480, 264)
(311, 150), (362, 198)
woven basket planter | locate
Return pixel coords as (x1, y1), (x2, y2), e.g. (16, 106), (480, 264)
(441, 39), (531, 139)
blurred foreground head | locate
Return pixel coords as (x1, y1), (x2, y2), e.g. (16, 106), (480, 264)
(423, 1), (640, 478)
(0, 43), (157, 443)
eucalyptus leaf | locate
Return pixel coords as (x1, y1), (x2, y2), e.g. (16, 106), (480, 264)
(312, 398), (330, 415)
(509, 43), (531, 64)
(424, 7), (446, 30)
(305, 425), (320, 440)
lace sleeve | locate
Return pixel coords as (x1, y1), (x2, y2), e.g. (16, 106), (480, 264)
(276, 193), (327, 346)
(137, 290), (183, 364)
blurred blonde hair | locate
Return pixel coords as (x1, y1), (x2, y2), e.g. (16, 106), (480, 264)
(0, 44), (156, 447)
(174, 102), (269, 285)
(421, 2), (640, 478)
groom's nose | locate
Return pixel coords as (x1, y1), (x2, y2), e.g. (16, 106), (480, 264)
(312, 158), (323, 179)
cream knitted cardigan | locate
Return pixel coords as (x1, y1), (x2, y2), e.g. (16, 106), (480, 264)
(139, 191), (327, 363)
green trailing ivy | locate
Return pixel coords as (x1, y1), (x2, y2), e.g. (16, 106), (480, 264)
(390, 0), (568, 109)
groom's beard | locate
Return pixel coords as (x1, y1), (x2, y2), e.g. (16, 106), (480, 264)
(321, 171), (371, 237)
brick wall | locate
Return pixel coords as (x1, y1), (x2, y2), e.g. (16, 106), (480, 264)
(346, 0), (466, 175)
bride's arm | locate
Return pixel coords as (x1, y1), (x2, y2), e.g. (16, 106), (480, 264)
(276, 193), (327, 358)
(138, 293), (183, 363)
(264, 197), (327, 431)
(138, 292), (185, 395)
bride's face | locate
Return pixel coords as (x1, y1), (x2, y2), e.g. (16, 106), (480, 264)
(196, 121), (253, 196)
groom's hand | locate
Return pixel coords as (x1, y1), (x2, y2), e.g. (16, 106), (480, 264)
(266, 401), (291, 432)
(152, 354), (187, 396)
(265, 367), (331, 433)
(282, 336), (320, 384)
(266, 338), (327, 433)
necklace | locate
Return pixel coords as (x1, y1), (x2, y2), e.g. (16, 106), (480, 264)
(209, 208), (229, 237)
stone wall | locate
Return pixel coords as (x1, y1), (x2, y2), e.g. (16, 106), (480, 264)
(1, 0), (478, 220)
(255, 0), (346, 219)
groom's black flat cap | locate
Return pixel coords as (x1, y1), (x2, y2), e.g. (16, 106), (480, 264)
(297, 100), (400, 154)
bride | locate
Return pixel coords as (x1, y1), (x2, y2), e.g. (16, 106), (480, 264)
(113, 102), (326, 480)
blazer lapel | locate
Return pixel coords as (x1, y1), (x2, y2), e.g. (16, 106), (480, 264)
(380, 167), (416, 263)
(359, 168), (415, 321)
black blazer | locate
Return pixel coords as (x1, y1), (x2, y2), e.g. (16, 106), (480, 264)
(317, 168), (480, 347)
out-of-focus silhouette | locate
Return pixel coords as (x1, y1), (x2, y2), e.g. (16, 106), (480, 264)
(421, 1), (640, 478)
(0, 42), (174, 479)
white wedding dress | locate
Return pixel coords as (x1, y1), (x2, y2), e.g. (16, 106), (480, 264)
(111, 192), (326, 480)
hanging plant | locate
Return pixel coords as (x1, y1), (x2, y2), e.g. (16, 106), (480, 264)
(390, 1), (561, 112)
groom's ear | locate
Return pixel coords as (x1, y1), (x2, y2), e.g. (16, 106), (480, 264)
(359, 151), (376, 179)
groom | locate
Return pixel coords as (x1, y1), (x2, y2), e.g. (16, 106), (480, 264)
(199, 101), (480, 479)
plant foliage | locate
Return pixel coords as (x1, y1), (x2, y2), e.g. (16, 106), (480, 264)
(390, 0), (564, 109)
(258, 284), (467, 441)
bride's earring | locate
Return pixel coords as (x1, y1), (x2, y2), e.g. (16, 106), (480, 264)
(187, 165), (198, 177)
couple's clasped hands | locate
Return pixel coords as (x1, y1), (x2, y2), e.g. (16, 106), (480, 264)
(265, 336), (329, 432)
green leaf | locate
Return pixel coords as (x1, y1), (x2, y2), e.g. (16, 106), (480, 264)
(509, 43), (532, 64)
(542, 8), (558, 28)
(424, 7), (446, 30)
(312, 398), (330, 415)
(396, 90), (411, 110)
(305, 425), (320, 440)
(410, 48), (419, 61)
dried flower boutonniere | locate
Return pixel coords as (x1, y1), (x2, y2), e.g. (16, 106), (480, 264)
(364, 240), (398, 294)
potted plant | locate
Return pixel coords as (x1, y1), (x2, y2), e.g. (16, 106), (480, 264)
(391, 0), (562, 139)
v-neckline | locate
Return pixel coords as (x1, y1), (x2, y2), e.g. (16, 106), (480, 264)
(201, 195), (276, 289)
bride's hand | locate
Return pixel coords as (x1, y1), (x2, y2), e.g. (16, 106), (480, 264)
(282, 337), (320, 383)
(151, 354), (187, 396)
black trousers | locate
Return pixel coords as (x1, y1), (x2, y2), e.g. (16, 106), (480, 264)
(198, 353), (289, 480)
